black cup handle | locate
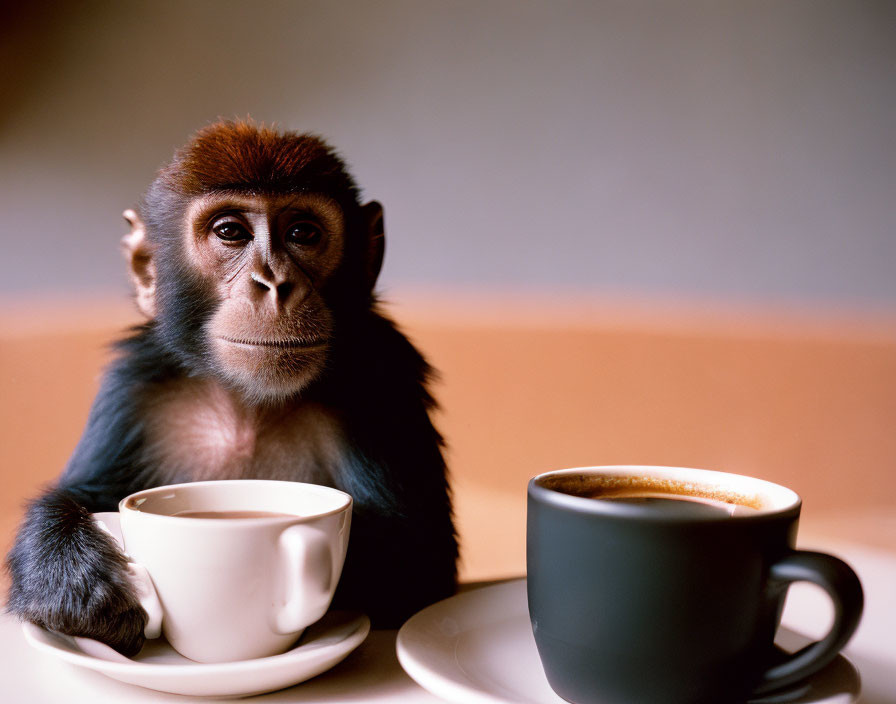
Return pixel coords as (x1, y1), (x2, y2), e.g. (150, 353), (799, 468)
(753, 550), (864, 695)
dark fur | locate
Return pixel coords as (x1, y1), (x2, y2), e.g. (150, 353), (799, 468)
(5, 122), (458, 654)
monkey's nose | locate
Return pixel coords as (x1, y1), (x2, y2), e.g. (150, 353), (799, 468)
(250, 272), (300, 310)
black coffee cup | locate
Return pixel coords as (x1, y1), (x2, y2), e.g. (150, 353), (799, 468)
(527, 466), (863, 704)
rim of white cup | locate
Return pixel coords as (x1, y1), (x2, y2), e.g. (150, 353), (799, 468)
(119, 479), (353, 523)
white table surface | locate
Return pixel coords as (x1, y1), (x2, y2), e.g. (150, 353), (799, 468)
(1, 538), (894, 704)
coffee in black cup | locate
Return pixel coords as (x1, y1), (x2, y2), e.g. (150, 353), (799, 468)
(539, 473), (763, 517)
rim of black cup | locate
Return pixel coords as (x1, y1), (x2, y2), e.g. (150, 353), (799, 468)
(529, 465), (802, 522)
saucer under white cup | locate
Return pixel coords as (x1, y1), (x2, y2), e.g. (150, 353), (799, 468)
(22, 610), (370, 698)
(396, 579), (860, 704)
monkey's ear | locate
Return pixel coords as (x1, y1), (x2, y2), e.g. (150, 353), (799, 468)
(361, 201), (385, 291)
(121, 209), (157, 319)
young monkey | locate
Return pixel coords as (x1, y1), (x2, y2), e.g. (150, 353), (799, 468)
(6, 121), (458, 654)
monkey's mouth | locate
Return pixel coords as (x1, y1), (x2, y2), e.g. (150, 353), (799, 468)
(220, 337), (327, 350)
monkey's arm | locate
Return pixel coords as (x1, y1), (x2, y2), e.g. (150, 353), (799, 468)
(330, 315), (458, 626)
(336, 494), (457, 628)
(329, 430), (457, 628)
(5, 361), (152, 656)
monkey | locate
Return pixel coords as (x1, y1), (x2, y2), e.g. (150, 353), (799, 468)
(5, 121), (458, 656)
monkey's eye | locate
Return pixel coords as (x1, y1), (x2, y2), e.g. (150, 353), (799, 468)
(286, 222), (322, 246)
(211, 219), (251, 242)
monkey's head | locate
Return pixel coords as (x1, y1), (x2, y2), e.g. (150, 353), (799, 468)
(124, 121), (384, 403)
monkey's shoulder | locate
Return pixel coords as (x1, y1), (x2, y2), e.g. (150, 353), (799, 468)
(332, 308), (437, 402)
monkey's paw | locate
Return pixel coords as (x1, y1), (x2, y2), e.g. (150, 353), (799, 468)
(5, 492), (148, 656)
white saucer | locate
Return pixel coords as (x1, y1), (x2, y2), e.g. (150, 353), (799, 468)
(23, 610), (369, 698)
(396, 579), (860, 704)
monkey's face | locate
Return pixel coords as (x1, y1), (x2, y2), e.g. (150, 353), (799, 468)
(179, 193), (345, 400)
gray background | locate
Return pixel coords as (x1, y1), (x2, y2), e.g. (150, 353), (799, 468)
(1, 0), (893, 309)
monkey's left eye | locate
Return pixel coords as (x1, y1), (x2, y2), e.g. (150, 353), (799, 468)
(211, 220), (251, 241)
(286, 222), (322, 246)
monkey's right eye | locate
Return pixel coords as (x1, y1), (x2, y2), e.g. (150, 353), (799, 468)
(211, 220), (251, 241)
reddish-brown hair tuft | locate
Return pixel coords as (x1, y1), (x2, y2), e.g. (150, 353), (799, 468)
(155, 120), (360, 204)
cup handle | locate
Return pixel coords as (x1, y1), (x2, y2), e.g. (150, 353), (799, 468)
(92, 512), (163, 640)
(753, 550), (864, 695)
(274, 524), (334, 635)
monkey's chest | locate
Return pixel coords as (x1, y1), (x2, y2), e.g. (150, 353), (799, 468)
(140, 382), (344, 485)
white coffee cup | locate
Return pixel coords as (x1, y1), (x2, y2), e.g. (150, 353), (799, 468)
(95, 479), (352, 663)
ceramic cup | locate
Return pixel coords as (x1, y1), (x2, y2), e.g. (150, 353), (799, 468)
(527, 466), (864, 704)
(98, 479), (352, 663)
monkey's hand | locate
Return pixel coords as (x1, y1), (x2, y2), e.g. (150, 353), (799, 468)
(5, 489), (147, 656)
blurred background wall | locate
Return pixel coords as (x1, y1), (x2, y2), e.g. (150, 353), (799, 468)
(1, 0), (895, 580)
(1, 0), (894, 305)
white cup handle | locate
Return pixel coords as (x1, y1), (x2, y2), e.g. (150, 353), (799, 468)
(274, 524), (333, 635)
(92, 512), (163, 640)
